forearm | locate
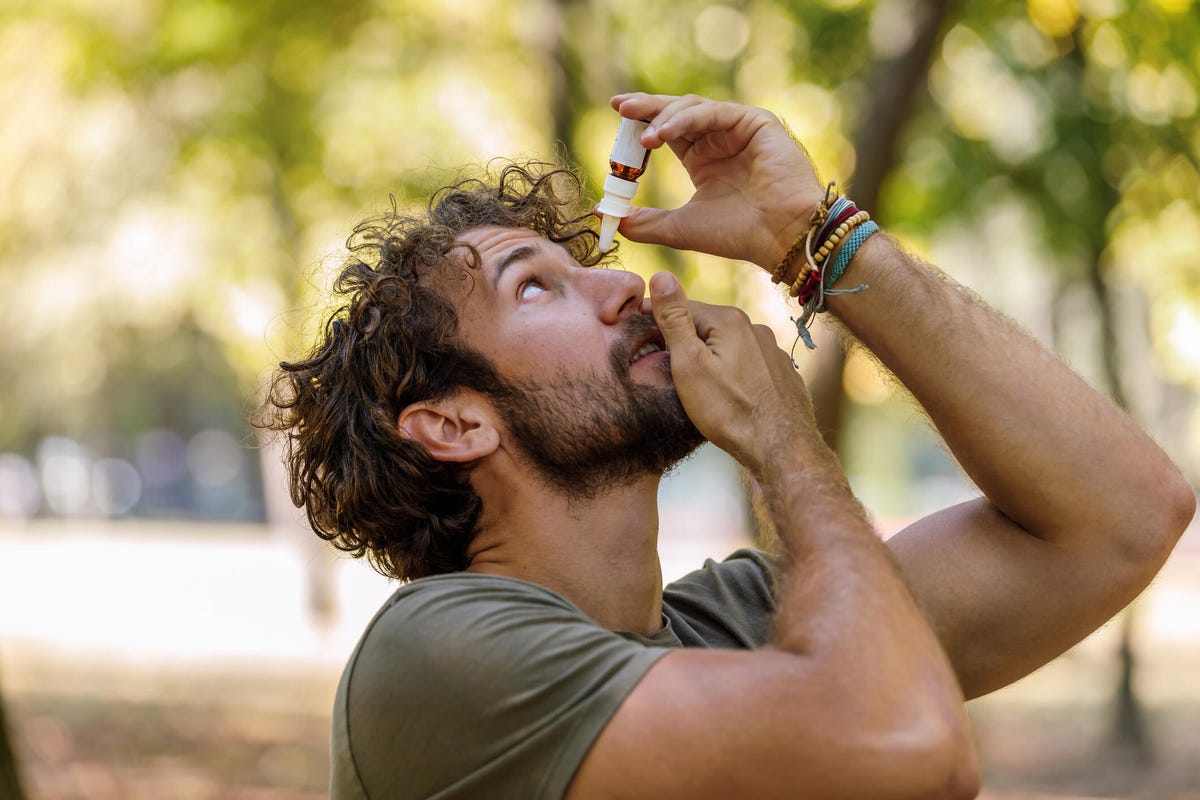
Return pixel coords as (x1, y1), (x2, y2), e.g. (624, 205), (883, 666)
(617, 88), (1191, 709)
(825, 235), (1193, 554)
(756, 436), (968, 735)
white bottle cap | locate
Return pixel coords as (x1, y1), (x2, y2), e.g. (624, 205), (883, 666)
(596, 174), (639, 217)
(596, 174), (641, 253)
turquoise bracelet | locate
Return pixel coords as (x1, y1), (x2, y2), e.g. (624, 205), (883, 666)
(826, 220), (879, 290)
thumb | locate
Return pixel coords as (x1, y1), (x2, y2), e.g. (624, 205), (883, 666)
(620, 205), (685, 249)
(649, 272), (702, 359)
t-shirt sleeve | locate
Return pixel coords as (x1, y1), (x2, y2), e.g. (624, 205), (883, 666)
(662, 548), (781, 648)
(338, 576), (671, 800)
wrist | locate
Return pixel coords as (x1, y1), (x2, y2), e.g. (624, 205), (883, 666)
(822, 233), (897, 319)
(745, 419), (839, 488)
(769, 182), (852, 287)
(764, 194), (822, 277)
(756, 439), (873, 557)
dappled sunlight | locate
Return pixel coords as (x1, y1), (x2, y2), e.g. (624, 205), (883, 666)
(932, 25), (1053, 163)
(1, 0), (1198, 797)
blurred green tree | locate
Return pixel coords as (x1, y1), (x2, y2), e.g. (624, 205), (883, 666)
(0, 0), (1195, 771)
(870, 0), (1200, 759)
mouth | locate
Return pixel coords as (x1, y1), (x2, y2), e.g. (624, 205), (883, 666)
(628, 327), (667, 367)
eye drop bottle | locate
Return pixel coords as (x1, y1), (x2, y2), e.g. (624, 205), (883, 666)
(597, 117), (650, 253)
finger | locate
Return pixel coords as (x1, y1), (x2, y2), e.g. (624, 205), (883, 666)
(613, 94), (712, 149)
(697, 303), (752, 340)
(610, 93), (633, 110)
(751, 323), (778, 351)
(651, 102), (761, 151)
(639, 293), (714, 326)
(639, 95), (709, 148)
(647, 272), (706, 364)
(618, 205), (688, 250)
(753, 325), (796, 371)
(611, 92), (681, 116)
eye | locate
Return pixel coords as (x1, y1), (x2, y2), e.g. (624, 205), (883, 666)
(518, 279), (547, 300)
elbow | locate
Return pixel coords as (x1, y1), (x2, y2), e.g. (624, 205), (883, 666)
(1109, 462), (1195, 574)
(939, 734), (982, 800)
(904, 714), (981, 800)
(851, 705), (980, 800)
(1139, 466), (1195, 567)
(1166, 472), (1197, 545)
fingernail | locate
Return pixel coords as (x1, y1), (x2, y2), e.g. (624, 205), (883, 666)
(650, 272), (678, 295)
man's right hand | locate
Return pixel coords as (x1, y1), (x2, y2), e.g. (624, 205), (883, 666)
(645, 270), (818, 475)
(611, 92), (824, 273)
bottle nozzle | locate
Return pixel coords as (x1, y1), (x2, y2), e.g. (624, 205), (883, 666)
(599, 214), (620, 253)
(596, 174), (640, 254)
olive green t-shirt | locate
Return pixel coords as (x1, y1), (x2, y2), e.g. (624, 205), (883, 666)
(331, 548), (778, 800)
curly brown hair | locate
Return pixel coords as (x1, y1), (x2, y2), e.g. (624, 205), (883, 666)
(256, 162), (604, 581)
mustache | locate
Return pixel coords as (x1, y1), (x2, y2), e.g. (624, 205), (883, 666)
(609, 313), (660, 377)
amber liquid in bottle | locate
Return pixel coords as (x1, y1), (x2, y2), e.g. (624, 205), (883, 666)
(609, 150), (650, 181)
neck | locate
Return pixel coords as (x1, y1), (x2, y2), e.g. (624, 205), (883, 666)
(467, 472), (664, 636)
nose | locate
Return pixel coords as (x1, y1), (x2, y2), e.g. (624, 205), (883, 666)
(585, 267), (646, 325)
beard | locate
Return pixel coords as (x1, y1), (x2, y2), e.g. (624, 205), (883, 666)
(484, 314), (705, 500)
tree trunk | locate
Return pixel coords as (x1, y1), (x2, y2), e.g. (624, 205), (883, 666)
(0, 683), (26, 800)
(1086, 244), (1150, 761)
(542, 0), (613, 162)
(1058, 24), (1150, 763)
(809, 0), (958, 453)
(1085, 227), (1152, 763)
(1113, 606), (1151, 762)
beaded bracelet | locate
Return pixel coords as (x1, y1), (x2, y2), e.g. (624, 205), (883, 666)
(787, 212), (877, 359)
(814, 199), (857, 245)
(771, 182), (840, 285)
(813, 210), (870, 266)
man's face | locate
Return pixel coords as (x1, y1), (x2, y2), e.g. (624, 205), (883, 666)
(447, 225), (703, 497)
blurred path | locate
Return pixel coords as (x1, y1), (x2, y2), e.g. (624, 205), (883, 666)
(0, 510), (1195, 705)
(1, 510), (1195, 709)
(0, 523), (749, 711)
(0, 504), (1196, 800)
(0, 444), (754, 708)
(0, 518), (740, 707)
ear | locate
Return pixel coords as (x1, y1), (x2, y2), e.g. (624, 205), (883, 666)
(397, 394), (500, 463)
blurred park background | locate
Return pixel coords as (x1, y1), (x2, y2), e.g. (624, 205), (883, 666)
(1, 0), (1198, 797)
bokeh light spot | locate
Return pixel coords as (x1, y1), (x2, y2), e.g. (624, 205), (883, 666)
(93, 458), (143, 517)
(187, 429), (243, 488)
(694, 5), (752, 62)
(1027, 0), (1079, 38)
(0, 453), (40, 519)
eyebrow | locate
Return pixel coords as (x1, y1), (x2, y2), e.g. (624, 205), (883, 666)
(490, 244), (539, 294)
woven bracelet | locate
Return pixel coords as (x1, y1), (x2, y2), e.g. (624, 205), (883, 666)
(826, 220), (879, 290)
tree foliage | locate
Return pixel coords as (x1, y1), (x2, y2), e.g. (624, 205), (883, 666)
(0, 0), (1196, 480)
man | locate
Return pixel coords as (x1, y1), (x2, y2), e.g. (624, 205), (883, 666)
(259, 93), (1194, 799)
